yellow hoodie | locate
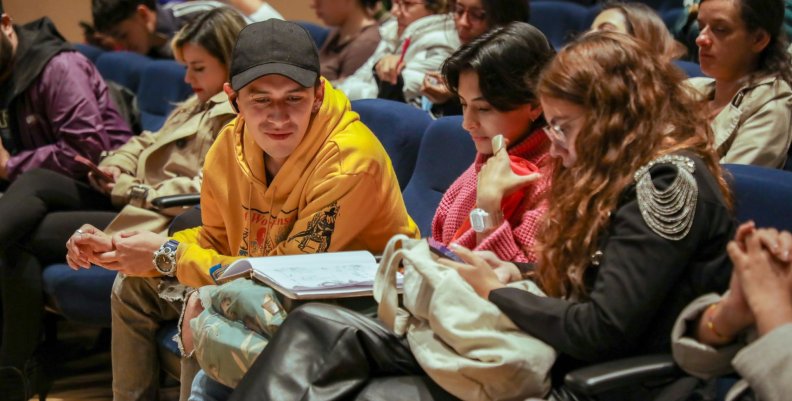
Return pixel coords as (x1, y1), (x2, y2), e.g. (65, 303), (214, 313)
(171, 80), (419, 287)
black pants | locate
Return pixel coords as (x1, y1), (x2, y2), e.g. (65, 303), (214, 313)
(0, 168), (117, 367)
(229, 303), (458, 401)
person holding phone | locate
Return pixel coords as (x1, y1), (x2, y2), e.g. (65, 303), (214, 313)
(173, 22), (555, 401)
(420, 0), (530, 117)
(427, 22), (554, 282)
(168, 22), (553, 401)
(0, 9), (244, 399)
(335, 0), (459, 106)
(223, 31), (736, 401)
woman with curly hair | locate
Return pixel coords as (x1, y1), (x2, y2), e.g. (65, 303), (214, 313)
(590, 2), (687, 61)
(218, 31), (738, 400)
(510, 30), (735, 366)
(691, 0), (792, 168)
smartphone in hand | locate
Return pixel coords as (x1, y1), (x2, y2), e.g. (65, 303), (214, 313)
(74, 155), (115, 183)
(428, 238), (463, 262)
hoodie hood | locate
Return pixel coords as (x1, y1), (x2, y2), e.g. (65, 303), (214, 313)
(172, 78), (420, 286)
(0, 17), (71, 108)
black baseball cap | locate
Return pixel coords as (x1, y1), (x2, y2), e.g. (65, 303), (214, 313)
(230, 19), (320, 91)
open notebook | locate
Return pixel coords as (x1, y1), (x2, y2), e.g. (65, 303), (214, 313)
(215, 251), (400, 300)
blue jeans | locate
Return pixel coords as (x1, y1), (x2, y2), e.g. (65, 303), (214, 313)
(189, 369), (233, 401)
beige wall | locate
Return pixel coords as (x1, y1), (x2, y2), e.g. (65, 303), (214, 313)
(4, 0), (92, 42)
(2, 0), (321, 43)
(269, 0), (320, 24)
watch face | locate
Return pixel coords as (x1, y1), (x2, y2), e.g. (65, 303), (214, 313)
(155, 253), (174, 272)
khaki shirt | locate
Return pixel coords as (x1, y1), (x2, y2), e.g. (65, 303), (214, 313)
(689, 75), (792, 168)
(100, 91), (235, 234)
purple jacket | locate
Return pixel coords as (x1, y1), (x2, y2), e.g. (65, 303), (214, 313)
(6, 51), (132, 180)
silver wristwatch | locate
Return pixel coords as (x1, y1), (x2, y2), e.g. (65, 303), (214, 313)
(153, 239), (179, 276)
(469, 208), (495, 233)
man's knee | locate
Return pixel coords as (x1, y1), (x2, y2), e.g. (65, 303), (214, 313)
(111, 274), (162, 310)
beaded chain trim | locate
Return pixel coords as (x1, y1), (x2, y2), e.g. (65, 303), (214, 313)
(633, 154), (698, 241)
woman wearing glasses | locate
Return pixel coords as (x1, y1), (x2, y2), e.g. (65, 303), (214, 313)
(310, 0), (382, 82)
(220, 22), (555, 400)
(447, 30), (735, 396)
(421, 0), (530, 116)
(335, 0), (458, 106)
(224, 31), (737, 401)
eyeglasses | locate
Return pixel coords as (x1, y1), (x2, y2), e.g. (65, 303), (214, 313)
(453, 4), (487, 23)
(393, 0), (426, 10)
(543, 115), (584, 147)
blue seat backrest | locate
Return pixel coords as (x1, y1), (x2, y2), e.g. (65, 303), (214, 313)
(635, 0), (685, 11)
(583, 4), (603, 29)
(529, 1), (589, 49)
(674, 60), (704, 78)
(137, 60), (194, 132)
(660, 7), (685, 30)
(74, 43), (105, 63)
(95, 51), (153, 93)
(785, 148), (792, 171)
(351, 99), (431, 190)
(724, 164), (792, 230)
(402, 116), (477, 236)
(295, 21), (331, 48)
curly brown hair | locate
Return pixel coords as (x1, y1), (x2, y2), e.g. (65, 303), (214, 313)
(534, 31), (732, 299)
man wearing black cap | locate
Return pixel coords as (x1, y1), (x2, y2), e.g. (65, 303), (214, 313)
(66, 18), (418, 400)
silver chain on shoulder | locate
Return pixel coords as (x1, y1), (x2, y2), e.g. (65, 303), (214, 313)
(633, 154), (698, 241)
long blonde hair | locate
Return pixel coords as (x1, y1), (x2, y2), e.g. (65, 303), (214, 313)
(171, 8), (246, 72)
(535, 31), (731, 298)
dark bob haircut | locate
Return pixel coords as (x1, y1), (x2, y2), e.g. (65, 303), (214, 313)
(442, 21), (554, 111)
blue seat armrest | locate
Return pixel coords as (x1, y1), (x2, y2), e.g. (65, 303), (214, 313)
(564, 354), (680, 396)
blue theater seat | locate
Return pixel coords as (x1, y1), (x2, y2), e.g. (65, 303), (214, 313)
(674, 60), (704, 78)
(402, 116), (477, 236)
(295, 21), (331, 48)
(636, 0), (685, 11)
(529, 1), (589, 48)
(724, 164), (792, 229)
(351, 99), (432, 190)
(74, 43), (105, 63)
(95, 51), (153, 93)
(137, 60), (194, 132)
(660, 7), (685, 30)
